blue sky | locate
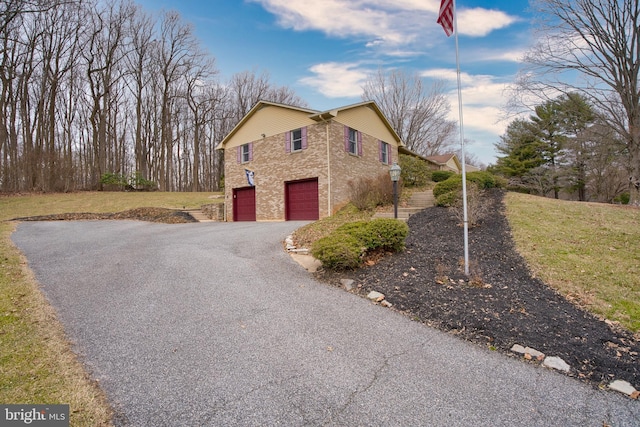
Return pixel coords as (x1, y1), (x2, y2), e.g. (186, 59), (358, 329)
(135, 0), (534, 165)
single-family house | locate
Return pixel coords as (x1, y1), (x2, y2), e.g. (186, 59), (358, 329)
(422, 153), (480, 174)
(216, 100), (404, 221)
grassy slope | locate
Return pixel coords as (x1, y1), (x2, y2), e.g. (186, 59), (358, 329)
(0, 192), (217, 426)
(505, 192), (640, 332)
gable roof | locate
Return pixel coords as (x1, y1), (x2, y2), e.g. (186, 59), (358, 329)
(216, 100), (403, 150)
(426, 153), (457, 165)
(309, 101), (403, 146)
(216, 101), (318, 150)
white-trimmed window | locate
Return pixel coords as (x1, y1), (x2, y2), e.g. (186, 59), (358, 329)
(285, 127), (307, 153)
(292, 128), (303, 151)
(344, 126), (362, 156)
(379, 141), (392, 165)
(237, 142), (253, 164)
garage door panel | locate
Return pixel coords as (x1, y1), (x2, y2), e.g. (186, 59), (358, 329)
(286, 179), (319, 221)
(233, 187), (256, 221)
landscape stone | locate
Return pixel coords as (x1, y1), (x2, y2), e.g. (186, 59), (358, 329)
(510, 344), (526, 354)
(608, 380), (637, 396)
(524, 347), (545, 359)
(543, 356), (570, 372)
(340, 279), (354, 291)
(367, 291), (385, 302)
(510, 344), (545, 359)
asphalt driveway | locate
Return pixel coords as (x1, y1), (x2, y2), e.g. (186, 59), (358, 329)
(12, 220), (639, 426)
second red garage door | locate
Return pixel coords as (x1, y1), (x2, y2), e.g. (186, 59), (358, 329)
(285, 178), (319, 221)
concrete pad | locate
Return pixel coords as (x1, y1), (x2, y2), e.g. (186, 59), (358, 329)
(290, 253), (322, 272)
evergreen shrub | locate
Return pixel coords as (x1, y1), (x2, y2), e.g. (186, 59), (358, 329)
(432, 170), (455, 182)
(312, 219), (409, 270)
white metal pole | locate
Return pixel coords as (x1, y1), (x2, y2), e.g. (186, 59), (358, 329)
(453, 0), (469, 276)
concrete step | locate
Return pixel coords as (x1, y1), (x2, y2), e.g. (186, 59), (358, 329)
(183, 209), (215, 223)
(372, 190), (435, 221)
(408, 191), (435, 208)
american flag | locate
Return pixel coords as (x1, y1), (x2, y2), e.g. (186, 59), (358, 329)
(437, 0), (454, 37)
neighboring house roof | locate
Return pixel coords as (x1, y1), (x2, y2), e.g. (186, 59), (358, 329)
(426, 153), (457, 166)
(216, 100), (404, 150)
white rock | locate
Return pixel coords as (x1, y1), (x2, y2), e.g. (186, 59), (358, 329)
(608, 380), (637, 396)
(524, 347), (545, 359)
(543, 356), (570, 372)
(510, 344), (526, 354)
(381, 300), (393, 308)
(367, 291), (385, 302)
(340, 279), (354, 291)
(510, 345), (545, 359)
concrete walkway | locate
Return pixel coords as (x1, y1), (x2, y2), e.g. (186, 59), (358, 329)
(12, 221), (639, 426)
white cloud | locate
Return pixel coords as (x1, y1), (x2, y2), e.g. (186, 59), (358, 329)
(457, 8), (519, 37)
(485, 49), (526, 63)
(299, 62), (369, 98)
(421, 68), (511, 136)
(250, 0), (519, 52)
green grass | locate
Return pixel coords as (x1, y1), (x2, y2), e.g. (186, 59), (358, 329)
(0, 191), (219, 426)
(505, 192), (640, 332)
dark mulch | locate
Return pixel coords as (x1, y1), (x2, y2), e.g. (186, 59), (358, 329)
(314, 189), (640, 390)
(12, 207), (197, 224)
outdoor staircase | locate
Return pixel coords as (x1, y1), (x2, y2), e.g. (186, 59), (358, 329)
(184, 209), (215, 223)
(373, 190), (435, 221)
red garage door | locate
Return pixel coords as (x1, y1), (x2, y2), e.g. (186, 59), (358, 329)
(233, 187), (256, 221)
(286, 178), (319, 221)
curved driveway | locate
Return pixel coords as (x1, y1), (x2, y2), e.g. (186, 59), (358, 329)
(12, 221), (639, 426)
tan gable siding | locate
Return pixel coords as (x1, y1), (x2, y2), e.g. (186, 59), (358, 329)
(224, 105), (317, 150)
(333, 105), (399, 146)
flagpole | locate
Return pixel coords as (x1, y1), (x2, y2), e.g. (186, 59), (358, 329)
(452, 0), (470, 276)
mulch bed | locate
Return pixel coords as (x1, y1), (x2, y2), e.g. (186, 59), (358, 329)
(314, 189), (640, 390)
(12, 207), (197, 224)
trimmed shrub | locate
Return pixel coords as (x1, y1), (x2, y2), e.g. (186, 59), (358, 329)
(314, 218), (409, 270)
(433, 171), (503, 201)
(336, 219), (409, 252)
(366, 218), (409, 252)
(435, 189), (460, 207)
(311, 233), (363, 270)
(433, 175), (462, 198)
(432, 170), (455, 182)
(466, 171), (497, 189)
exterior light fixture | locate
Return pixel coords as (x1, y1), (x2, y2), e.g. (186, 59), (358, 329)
(389, 163), (401, 219)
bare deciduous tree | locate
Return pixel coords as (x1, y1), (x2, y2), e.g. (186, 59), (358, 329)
(361, 68), (456, 156)
(0, 0), (308, 193)
(515, 0), (640, 204)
